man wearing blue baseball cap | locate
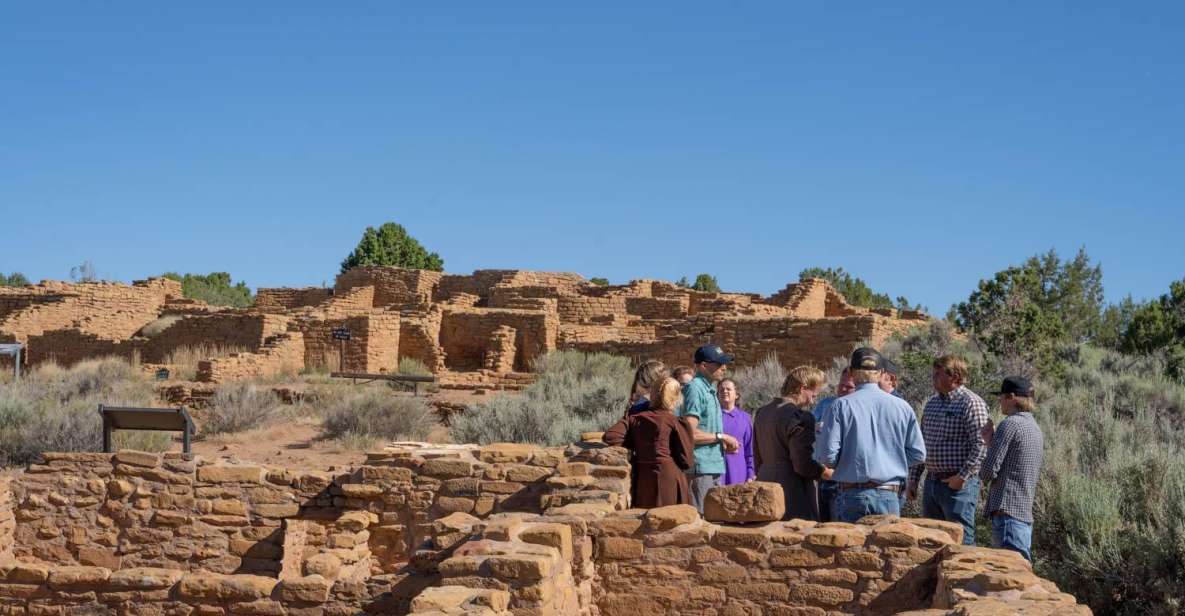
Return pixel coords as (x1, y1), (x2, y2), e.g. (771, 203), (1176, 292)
(678, 344), (740, 512)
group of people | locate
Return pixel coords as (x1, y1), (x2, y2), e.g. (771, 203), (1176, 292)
(602, 344), (1045, 561)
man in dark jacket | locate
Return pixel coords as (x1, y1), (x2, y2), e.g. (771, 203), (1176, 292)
(755, 366), (834, 520)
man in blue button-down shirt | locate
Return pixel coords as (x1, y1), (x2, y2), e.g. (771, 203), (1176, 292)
(817, 347), (926, 523)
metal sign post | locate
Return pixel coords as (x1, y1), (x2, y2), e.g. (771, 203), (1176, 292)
(331, 327), (351, 373)
(99, 405), (194, 455)
(0, 343), (22, 380)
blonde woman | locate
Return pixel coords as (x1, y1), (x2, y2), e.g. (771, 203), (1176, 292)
(604, 377), (695, 507)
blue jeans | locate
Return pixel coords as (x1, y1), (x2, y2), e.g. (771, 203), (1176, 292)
(817, 480), (838, 522)
(835, 487), (900, 523)
(688, 473), (720, 514)
(991, 514), (1033, 561)
(922, 476), (979, 545)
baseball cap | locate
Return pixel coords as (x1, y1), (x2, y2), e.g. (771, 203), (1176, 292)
(849, 347), (884, 371)
(694, 344), (734, 365)
(882, 358), (900, 376)
(992, 376), (1033, 397)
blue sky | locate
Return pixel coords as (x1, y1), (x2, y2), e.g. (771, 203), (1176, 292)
(2, 3), (1182, 313)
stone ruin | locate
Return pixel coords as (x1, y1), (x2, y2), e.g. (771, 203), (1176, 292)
(0, 267), (928, 391)
(0, 440), (1090, 615)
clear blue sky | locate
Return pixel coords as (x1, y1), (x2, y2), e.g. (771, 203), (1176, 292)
(2, 3), (1182, 313)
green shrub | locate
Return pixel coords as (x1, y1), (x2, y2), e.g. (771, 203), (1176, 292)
(161, 272), (254, 308)
(322, 389), (435, 442)
(0, 358), (168, 465)
(449, 351), (631, 446)
(1032, 352), (1185, 615)
(730, 354), (786, 412)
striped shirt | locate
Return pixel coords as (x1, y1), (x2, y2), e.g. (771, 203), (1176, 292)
(980, 411), (1044, 522)
(908, 386), (989, 486)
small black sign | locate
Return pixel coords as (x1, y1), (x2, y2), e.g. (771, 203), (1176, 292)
(155, 368), (170, 381)
(331, 327), (352, 341)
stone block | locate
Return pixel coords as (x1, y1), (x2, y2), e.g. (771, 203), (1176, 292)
(114, 450), (160, 469)
(47, 566), (110, 590)
(197, 466), (266, 484)
(644, 505), (698, 531)
(703, 481), (784, 523)
(276, 575), (332, 603)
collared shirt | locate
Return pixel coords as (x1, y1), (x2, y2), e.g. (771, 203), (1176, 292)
(816, 383), (926, 485)
(909, 386), (990, 486)
(677, 374), (725, 475)
(812, 396), (837, 424)
(980, 411), (1044, 522)
(720, 406), (755, 485)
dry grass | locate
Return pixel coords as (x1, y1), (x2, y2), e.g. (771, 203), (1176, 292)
(164, 344), (248, 381)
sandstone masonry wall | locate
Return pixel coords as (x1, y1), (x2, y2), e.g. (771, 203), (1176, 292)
(0, 441), (1090, 616)
(439, 309), (557, 372)
(254, 288), (334, 312)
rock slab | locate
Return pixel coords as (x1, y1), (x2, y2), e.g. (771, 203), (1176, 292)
(703, 481), (785, 523)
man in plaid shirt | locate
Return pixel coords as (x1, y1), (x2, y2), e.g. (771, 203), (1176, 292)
(905, 355), (989, 545)
(980, 376), (1044, 561)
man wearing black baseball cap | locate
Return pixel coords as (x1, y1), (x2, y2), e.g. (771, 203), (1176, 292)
(677, 344), (740, 512)
(816, 347), (926, 522)
(979, 376), (1044, 561)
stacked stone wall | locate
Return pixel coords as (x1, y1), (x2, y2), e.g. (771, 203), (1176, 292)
(557, 296), (629, 324)
(0, 441), (1089, 616)
(255, 287), (333, 312)
(295, 313), (400, 373)
(197, 333), (305, 382)
(336, 268), (442, 308)
(0, 279), (181, 342)
(142, 313), (289, 362)
(0, 475), (13, 559)
(440, 309), (557, 372)
(399, 309), (446, 371)
(625, 296), (688, 320)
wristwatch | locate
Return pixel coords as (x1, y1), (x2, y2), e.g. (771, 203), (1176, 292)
(714, 432), (723, 444)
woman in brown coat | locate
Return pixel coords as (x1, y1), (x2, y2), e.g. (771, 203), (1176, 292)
(754, 366), (834, 521)
(603, 377), (695, 508)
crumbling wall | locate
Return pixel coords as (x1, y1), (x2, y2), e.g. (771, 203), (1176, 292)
(440, 308), (557, 372)
(0, 441), (1089, 616)
(295, 313), (400, 373)
(336, 268), (443, 308)
(255, 287), (334, 312)
(142, 313), (289, 362)
(0, 475), (13, 559)
(197, 332), (305, 382)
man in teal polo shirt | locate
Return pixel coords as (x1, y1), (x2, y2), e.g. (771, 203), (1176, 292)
(678, 344), (740, 512)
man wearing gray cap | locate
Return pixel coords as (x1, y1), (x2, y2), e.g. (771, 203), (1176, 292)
(816, 348), (927, 522)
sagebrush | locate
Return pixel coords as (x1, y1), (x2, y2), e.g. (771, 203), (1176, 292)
(322, 389), (435, 443)
(199, 381), (286, 436)
(0, 358), (169, 465)
(449, 350), (631, 446)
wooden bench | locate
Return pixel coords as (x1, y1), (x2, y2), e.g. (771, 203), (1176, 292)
(330, 372), (436, 395)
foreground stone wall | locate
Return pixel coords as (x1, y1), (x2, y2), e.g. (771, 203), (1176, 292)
(0, 442), (1090, 616)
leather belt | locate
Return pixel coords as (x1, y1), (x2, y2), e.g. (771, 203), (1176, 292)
(838, 482), (901, 493)
(928, 470), (959, 481)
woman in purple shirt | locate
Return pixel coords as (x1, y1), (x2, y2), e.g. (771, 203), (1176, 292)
(718, 379), (755, 485)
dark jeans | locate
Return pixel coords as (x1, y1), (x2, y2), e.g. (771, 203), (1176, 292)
(818, 480), (839, 523)
(835, 487), (901, 523)
(688, 473), (721, 514)
(922, 475), (979, 545)
(991, 514), (1033, 561)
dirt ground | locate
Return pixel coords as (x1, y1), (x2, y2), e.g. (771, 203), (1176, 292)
(185, 388), (488, 471)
